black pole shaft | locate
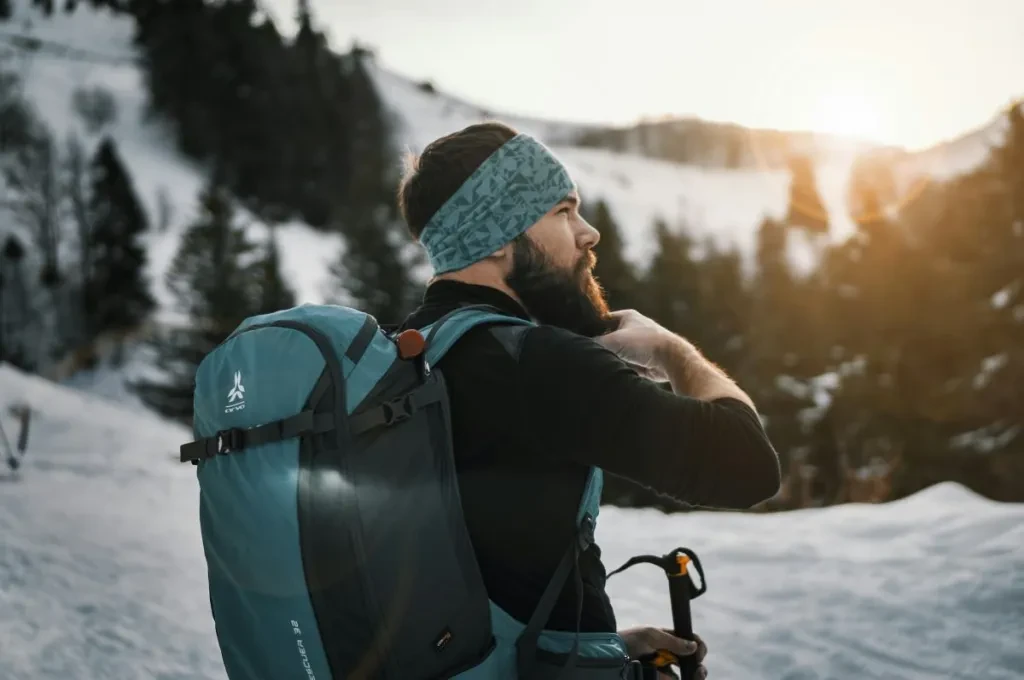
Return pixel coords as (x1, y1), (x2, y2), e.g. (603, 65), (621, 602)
(17, 407), (30, 453)
(0, 416), (16, 471)
(668, 572), (697, 679)
(0, 266), (5, 361)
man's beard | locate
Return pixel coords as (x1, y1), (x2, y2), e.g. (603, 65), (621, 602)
(505, 235), (614, 337)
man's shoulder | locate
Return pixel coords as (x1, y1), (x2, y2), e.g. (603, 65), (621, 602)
(520, 323), (616, 355)
(511, 324), (634, 382)
(430, 321), (612, 365)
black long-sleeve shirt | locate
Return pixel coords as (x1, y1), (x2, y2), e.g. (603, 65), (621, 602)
(396, 280), (781, 633)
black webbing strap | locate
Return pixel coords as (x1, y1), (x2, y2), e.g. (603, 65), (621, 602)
(179, 410), (334, 464)
(422, 303), (508, 350)
(605, 554), (663, 579)
(346, 315), (379, 365)
(515, 513), (595, 679)
(348, 377), (445, 435)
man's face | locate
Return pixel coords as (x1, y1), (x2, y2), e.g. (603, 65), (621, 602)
(504, 191), (614, 337)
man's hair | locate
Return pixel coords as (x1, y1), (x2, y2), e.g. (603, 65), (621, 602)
(397, 121), (519, 240)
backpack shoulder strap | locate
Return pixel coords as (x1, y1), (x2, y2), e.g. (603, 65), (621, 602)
(422, 304), (534, 367)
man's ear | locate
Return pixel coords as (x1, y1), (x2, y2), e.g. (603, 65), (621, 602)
(484, 241), (515, 269)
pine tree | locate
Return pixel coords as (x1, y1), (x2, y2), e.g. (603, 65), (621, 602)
(0, 68), (38, 151)
(946, 100), (1024, 495)
(206, 0), (282, 214)
(130, 0), (213, 159)
(585, 198), (640, 311)
(326, 51), (420, 324)
(252, 226), (296, 316)
(84, 136), (154, 337)
(327, 215), (421, 324)
(3, 119), (70, 369)
(785, 154), (829, 233)
(742, 217), (816, 489)
(640, 218), (703, 343)
(32, 0), (54, 16)
(127, 0), (358, 230)
(693, 238), (750, 374)
(285, 0), (352, 227)
(4, 122), (62, 288)
(62, 133), (93, 349)
(0, 234), (32, 370)
(132, 177), (259, 422)
(846, 152), (898, 227)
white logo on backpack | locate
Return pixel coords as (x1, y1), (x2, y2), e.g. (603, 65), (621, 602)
(225, 371), (246, 413)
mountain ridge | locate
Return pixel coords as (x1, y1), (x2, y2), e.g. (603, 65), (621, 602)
(0, 0), (1014, 384)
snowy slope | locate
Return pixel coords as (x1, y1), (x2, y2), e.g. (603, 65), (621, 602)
(0, 2), (342, 328)
(369, 56), (860, 268)
(893, 110), (1011, 189)
(2, 363), (1023, 679)
(3, 1), (1008, 316)
(369, 64), (600, 148)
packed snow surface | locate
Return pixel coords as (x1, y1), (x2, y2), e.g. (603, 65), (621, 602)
(1, 364), (1022, 680)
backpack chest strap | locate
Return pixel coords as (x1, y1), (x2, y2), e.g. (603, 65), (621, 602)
(348, 376), (446, 435)
(180, 410), (335, 464)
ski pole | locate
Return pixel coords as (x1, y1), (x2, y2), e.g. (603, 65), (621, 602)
(607, 547), (707, 679)
(665, 548), (706, 679)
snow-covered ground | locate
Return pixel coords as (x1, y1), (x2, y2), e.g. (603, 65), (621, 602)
(2, 363), (1022, 680)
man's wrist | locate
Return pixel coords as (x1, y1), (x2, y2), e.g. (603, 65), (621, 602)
(656, 334), (697, 387)
(660, 337), (757, 409)
(656, 333), (693, 367)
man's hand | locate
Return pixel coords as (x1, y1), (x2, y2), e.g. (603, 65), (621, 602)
(619, 626), (708, 679)
(597, 309), (757, 411)
(595, 310), (684, 382)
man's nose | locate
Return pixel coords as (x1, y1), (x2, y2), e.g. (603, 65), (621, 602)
(576, 218), (600, 250)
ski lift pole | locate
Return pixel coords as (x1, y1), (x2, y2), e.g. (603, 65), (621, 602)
(0, 405), (31, 471)
(0, 413), (16, 471)
(16, 405), (30, 454)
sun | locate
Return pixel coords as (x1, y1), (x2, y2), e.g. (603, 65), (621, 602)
(811, 90), (885, 142)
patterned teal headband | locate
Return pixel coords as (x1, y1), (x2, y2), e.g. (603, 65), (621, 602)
(419, 133), (576, 274)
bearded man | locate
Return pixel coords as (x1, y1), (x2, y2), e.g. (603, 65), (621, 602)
(395, 122), (781, 679)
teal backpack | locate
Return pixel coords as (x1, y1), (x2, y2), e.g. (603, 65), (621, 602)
(180, 302), (700, 680)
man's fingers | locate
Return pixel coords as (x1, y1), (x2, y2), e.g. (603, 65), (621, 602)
(695, 665), (708, 679)
(645, 629), (698, 657)
(654, 630), (706, 660)
(691, 633), (708, 662)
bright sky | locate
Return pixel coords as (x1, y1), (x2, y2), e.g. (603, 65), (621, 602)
(265, 0), (1024, 151)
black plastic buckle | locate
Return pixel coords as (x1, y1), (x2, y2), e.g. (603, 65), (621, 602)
(381, 394), (415, 426)
(578, 513), (596, 551)
(216, 428), (245, 454)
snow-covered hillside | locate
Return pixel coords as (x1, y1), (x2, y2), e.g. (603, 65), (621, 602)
(369, 56), (865, 268)
(1, 0), (1016, 395)
(0, 2), (345, 329)
(2, 362), (1023, 679)
(2, 1), (1010, 310)
(0, 0), (958, 316)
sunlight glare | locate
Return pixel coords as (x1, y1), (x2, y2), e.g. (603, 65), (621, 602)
(811, 90), (885, 142)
